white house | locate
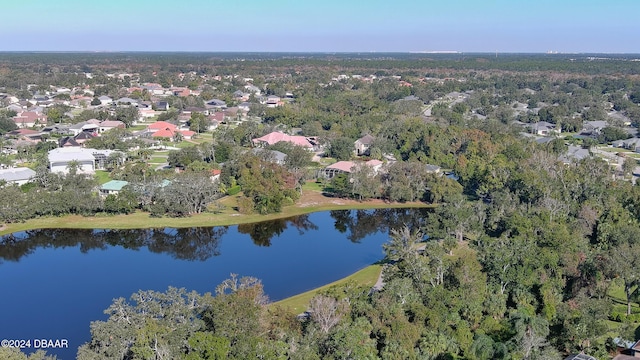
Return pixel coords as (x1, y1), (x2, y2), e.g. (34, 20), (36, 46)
(48, 147), (97, 174)
(0, 167), (36, 186)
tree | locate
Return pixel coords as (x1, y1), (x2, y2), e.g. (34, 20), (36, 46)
(383, 225), (423, 263)
(0, 348), (57, 360)
(114, 107), (139, 127)
(349, 162), (380, 200)
(237, 154), (299, 214)
(152, 171), (220, 216)
(90, 97), (101, 106)
(603, 242), (640, 315)
(189, 112), (209, 133)
(327, 137), (354, 161)
(77, 287), (206, 360)
(0, 117), (18, 134)
(623, 156), (636, 178)
(308, 295), (348, 334)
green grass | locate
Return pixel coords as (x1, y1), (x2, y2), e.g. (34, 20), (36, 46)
(598, 147), (631, 154)
(94, 170), (112, 184)
(272, 265), (382, 314)
(301, 181), (325, 192)
(148, 156), (168, 164)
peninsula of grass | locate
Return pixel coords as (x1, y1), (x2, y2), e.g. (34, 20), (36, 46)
(272, 264), (383, 314)
(0, 189), (431, 236)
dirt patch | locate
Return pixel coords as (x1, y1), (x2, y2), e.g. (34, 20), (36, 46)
(298, 190), (397, 208)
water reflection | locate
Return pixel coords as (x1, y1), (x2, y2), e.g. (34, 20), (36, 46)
(0, 208), (430, 263)
(0, 227), (228, 263)
(330, 208), (430, 242)
(237, 214), (318, 246)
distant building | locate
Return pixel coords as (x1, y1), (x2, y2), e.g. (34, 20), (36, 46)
(99, 180), (129, 197)
(252, 132), (315, 150)
(48, 147), (97, 174)
(0, 167), (36, 186)
(322, 160), (383, 179)
(354, 134), (374, 156)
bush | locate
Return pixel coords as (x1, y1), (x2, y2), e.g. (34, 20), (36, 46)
(226, 185), (241, 196)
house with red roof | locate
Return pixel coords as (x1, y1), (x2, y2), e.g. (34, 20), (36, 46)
(147, 121), (177, 132)
(180, 130), (196, 140)
(252, 131), (315, 149)
(13, 111), (47, 128)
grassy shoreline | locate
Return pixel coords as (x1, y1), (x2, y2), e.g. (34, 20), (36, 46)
(0, 190), (431, 236)
(272, 264), (383, 314)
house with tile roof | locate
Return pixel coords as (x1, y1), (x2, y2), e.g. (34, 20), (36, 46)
(252, 131), (314, 149)
(322, 159), (383, 179)
(13, 111), (47, 128)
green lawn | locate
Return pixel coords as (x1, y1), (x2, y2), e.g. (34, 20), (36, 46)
(597, 147), (630, 154)
(272, 265), (382, 314)
(301, 181), (326, 192)
(94, 170), (112, 184)
(148, 156), (168, 164)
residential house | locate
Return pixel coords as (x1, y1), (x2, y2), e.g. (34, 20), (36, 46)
(58, 137), (82, 147)
(98, 95), (113, 105)
(559, 145), (591, 164)
(68, 121), (99, 136)
(425, 164), (442, 174)
(12, 111), (47, 128)
(74, 131), (96, 145)
(115, 97), (139, 106)
(233, 90), (250, 102)
(238, 102), (251, 112)
(6, 104), (24, 113)
(613, 137), (640, 152)
(266, 95), (281, 107)
(172, 87), (191, 97)
(48, 147), (97, 174)
(98, 120), (126, 133)
(322, 159), (383, 179)
(210, 169), (221, 182)
(205, 99), (227, 109)
(252, 148), (287, 165)
(7, 128), (43, 141)
(581, 120), (609, 135)
(99, 180), (129, 197)
(208, 112), (225, 129)
(564, 355), (596, 360)
(0, 167), (36, 186)
(147, 121), (177, 133)
(152, 128), (176, 140)
(142, 83), (166, 96)
(252, 131), (315, 150)
(529, 121), (560, 136)
(354, 134), (374, 156)
(244, 84), (261, 95)
(156, 101), (169, 111)
(180, 130), (196, 140)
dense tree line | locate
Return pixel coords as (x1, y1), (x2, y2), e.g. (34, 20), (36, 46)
(71, 149), (640, 359)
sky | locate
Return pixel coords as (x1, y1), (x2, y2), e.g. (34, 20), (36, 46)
(1, 0), (638, 53)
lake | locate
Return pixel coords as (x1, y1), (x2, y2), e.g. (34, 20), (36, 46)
(0, 208), (429, 359)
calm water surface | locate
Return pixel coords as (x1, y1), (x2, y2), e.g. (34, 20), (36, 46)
(0, 208), (428, 359)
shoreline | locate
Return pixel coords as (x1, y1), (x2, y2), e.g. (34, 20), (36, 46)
(0, 190), (432, 236)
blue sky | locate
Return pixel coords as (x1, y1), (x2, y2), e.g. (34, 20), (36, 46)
(1, 0), (638, 52)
